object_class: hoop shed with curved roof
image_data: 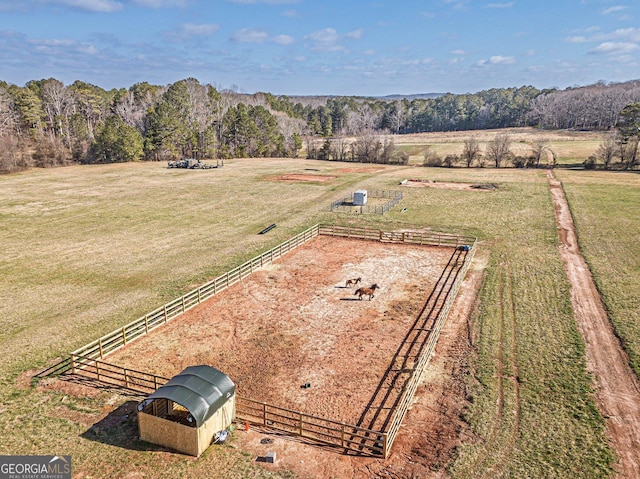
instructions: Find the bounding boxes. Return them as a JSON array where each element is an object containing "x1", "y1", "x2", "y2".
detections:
[
  {"x1": 146, "y1": 365, "x2": 235, "y2": 427},
  {"x1": 138, "y1": 365, "x2": 236, "y2": 457}
]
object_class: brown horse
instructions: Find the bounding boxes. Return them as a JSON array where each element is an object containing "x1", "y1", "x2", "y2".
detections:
[
  {"x1": 355, "y1": 284, "x2": 379, "y2": 300},
  {"x1": 345, "y1": 277, "x2": 362, "y2": 287}
]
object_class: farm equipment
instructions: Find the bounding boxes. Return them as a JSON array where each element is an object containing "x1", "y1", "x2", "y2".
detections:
[{"x1": 167, "y1": 158, "x2": 221, "y2": 169}]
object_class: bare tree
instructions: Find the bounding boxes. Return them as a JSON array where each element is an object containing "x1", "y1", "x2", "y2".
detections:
[
  {"x1": 595, "y1": 134, "x2": 617, "y2": 169},
  {"x1": 351, "y1": 128, "x2": 382, "y2": 162},
  {"x1": 423, "y1": 145, "x2": 442, "y2": 167},
  {"x1": 462, "y1": 137, "x2": 481, "y2": 167},
  {"x1": 615, "y1": 132, "x2": 639, "y2": 170},
  {"x1": 486, "y1": 133, "x2": 512, "y2": 167},
  {"x1": 0, "y1": 86, "x2": 18, "y2": 139},
  {"x1": 346, "y1": 104, "x2": 380, "y2": 135},
  {"x1": 41, "y1": 79, "x2": 73, "y2": 142},
  {"x1": 330, "y1": 137, "x2": 350, "y2": 161},
  {"x1": 531, "y1": 137, "x2": 550, "y2": 167}
]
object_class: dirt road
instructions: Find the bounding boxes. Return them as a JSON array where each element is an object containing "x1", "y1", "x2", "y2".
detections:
[{"x1": 547, "y1": 170, "x2": 640, "y2": 478}]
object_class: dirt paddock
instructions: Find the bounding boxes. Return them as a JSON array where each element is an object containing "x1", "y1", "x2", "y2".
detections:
[
  {"x1": 40, "y1": 233, "x2": 484, "y2": 478},
  {"x1": 108, "y1": 236, "x2": 456, "y2": 425}
]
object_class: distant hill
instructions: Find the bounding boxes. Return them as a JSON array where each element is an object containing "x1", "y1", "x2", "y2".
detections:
[{"x1": 376, "y1": 93, "x2": 445, "y2": 100}]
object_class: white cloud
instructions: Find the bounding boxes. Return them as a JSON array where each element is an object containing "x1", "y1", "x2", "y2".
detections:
[
  {"x1": 226, "y1": 0, "x2": 300, "y2": 3},
  {"x1": 230, "y1": 29, "x2": 294, "y2": 45},
  {"x1": 231, "y1": 28, "x2": 270, "y2": 43},
  {"x1": 304, "y1": 27, "x2": 362, "y2": 52},
  {"x1": 589, "y1": 42, "x2": 639, "y2": 54},
  {"x1": 281, "y1": 9, "x2": 296, "y2": 16},
  {"x1": 78, "y1": 43, "x2": 99, "y2": 54},
  {"x1": 29, "y1": 37, "x2": 101, "y2": 56},
  {"x1": 489, "y1": 55, "x2": 516, "y2": 64},
  {"x1": 44, "y1": 0, "x2": 123, "y2": 12},
  {"x1": 476, "y1": 55, "x2": 516, "y2": 66},
  {"x1": 602, "y1": 5, "x2": 626, "y2": 15},
  {"x1": 602, "y1": 28, "x2": 640, "y2": 43},
  {"x1": 179, "y1": 23, "x2": 220, "y2": 36},
  {"x1": 486, "y1": 2, "x2": 515, "y2": 8},
  {"x1": 272, "y1": 34, "x2": 295, "y2": 45},
  {"x1": 450, "y1": 49, "x2": 465, "y2": 55},
  {"x1": 566, "y1": 36, "x2": 588, "y2": 43},
  {"x1": 132, "y1": 0, "x2": 187, "y2": 6},
  {"x1": 305, "y1": 28, "x2": 343, "y2": 52}
]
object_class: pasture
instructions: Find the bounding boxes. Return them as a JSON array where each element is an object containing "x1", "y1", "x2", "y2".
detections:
[
  {"x1": 394, "y1": 127, "x2": 607, "y2": 166},
  {"x1": 1, "y1": 129, "x2": 637, "y2": 478}
]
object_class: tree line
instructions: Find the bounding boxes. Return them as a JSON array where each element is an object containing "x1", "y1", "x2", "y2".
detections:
[{"x1": 1, "y1": 77, "x2": 640, "y2": 173}]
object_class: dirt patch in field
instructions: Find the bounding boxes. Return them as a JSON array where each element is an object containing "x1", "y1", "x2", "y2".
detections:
[
  {"x1": 403, "y1": 179, "x2": 497, "y2": 191},
  {"x1": 275, "y1": 173, "x2": 336, "y2": 182}
]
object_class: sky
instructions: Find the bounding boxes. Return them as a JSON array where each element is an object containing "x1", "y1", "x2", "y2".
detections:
[{"x1": 0, "y1": 0, "x2": 638, "y2": 96}]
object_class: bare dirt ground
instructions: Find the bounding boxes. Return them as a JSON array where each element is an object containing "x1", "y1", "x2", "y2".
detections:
[
  {"x1": 402, "y1": 179, "x2": 496, "y2": 191},
  {"x1": 99, "y1": 235, "x2": 483, "y2": 478},
  {"x1": 548, "y1": 170, "x2": 640, "y2": 478},
  {"x1": 274, "y1": 174, "x2": 337, "y2": 182}
]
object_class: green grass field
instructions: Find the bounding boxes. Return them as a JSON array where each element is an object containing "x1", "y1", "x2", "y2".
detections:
[{"x1": 1, "y1": 130, "x2": 637, "y2": 478}]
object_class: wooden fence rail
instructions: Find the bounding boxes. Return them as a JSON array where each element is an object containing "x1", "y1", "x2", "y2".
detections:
[
  {"x1": 67, "y1": 354, "x2": 171, "y2": 392},
  {"x1": 319, "y1": 224, "x2": 475, "y2": 248},
  {"x1": 235, "y1": 396, "x2": 386, "y2": 456},
  {"x1": 384, "y1": 241, "x2": 476, "y2": 451},
  {"x1": 71, "y1": 224, "x2": 321, "y2": 361},
  {"x1": 47, "y1": 355, "x2": 387, "y2": 456}
]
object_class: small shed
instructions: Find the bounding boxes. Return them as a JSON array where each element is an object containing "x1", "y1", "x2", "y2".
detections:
[
  {"x1": 353, "y1": 189, "x2": 368, "y2": 206},
  {"x1": 137, "y1": 365, "x2": 235, "y2": 457}
]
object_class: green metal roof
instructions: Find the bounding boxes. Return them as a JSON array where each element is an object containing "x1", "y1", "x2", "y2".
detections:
[{"x1": 146, "y1": 365, "x2": 235, "y2": 427}]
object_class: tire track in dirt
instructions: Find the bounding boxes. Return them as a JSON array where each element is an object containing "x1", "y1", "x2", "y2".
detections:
[{"x1": 547, "y1": 169, "x2": 640, "y2": 478}]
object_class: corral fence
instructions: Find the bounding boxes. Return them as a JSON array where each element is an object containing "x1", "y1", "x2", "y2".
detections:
[
  {"x1": 236, "y1": 396, "x2": 386, "y2": 456},
  {"x1": 330, "y1": 190, "x2": 403, "y2": 215},
  {"x1": 319, "y1": 224, "x2": 475, "y2": 248},
  {"x1": 68, "y1": 224, "x2": 321, "y2": 362},
  {"x1": 35, "y1": 223, "x2": 476, "y2": 458},
  {"x1": 384, "y1": 240, "x2": 476, "y2": 453}
]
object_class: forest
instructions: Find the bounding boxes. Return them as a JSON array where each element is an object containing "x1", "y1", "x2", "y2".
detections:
[{"x1": 1, "y1": 77, "x2": 640, "y2": 173}]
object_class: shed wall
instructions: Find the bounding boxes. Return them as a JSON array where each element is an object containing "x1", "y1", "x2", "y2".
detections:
[
  {"x1": 138, "y1": 395, "x2": 236, "y2": 457},
  {"x1": 138, "y1": 411, "x2": 199, "y2": 456}
]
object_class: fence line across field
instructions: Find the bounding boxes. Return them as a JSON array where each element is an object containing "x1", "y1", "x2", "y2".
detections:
[{"x1": 37, "y1": 223, "x2": 476, "y2": 458}]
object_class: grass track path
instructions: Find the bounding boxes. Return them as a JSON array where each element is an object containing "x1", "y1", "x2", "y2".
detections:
[{"x1": 547, "y1": 170, "x2": 640, "y2": 478}]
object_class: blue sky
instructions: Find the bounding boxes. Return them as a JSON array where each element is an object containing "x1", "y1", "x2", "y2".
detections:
[{"x1": 0, "y1": 0, "x2": 638, "y2": 96}]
